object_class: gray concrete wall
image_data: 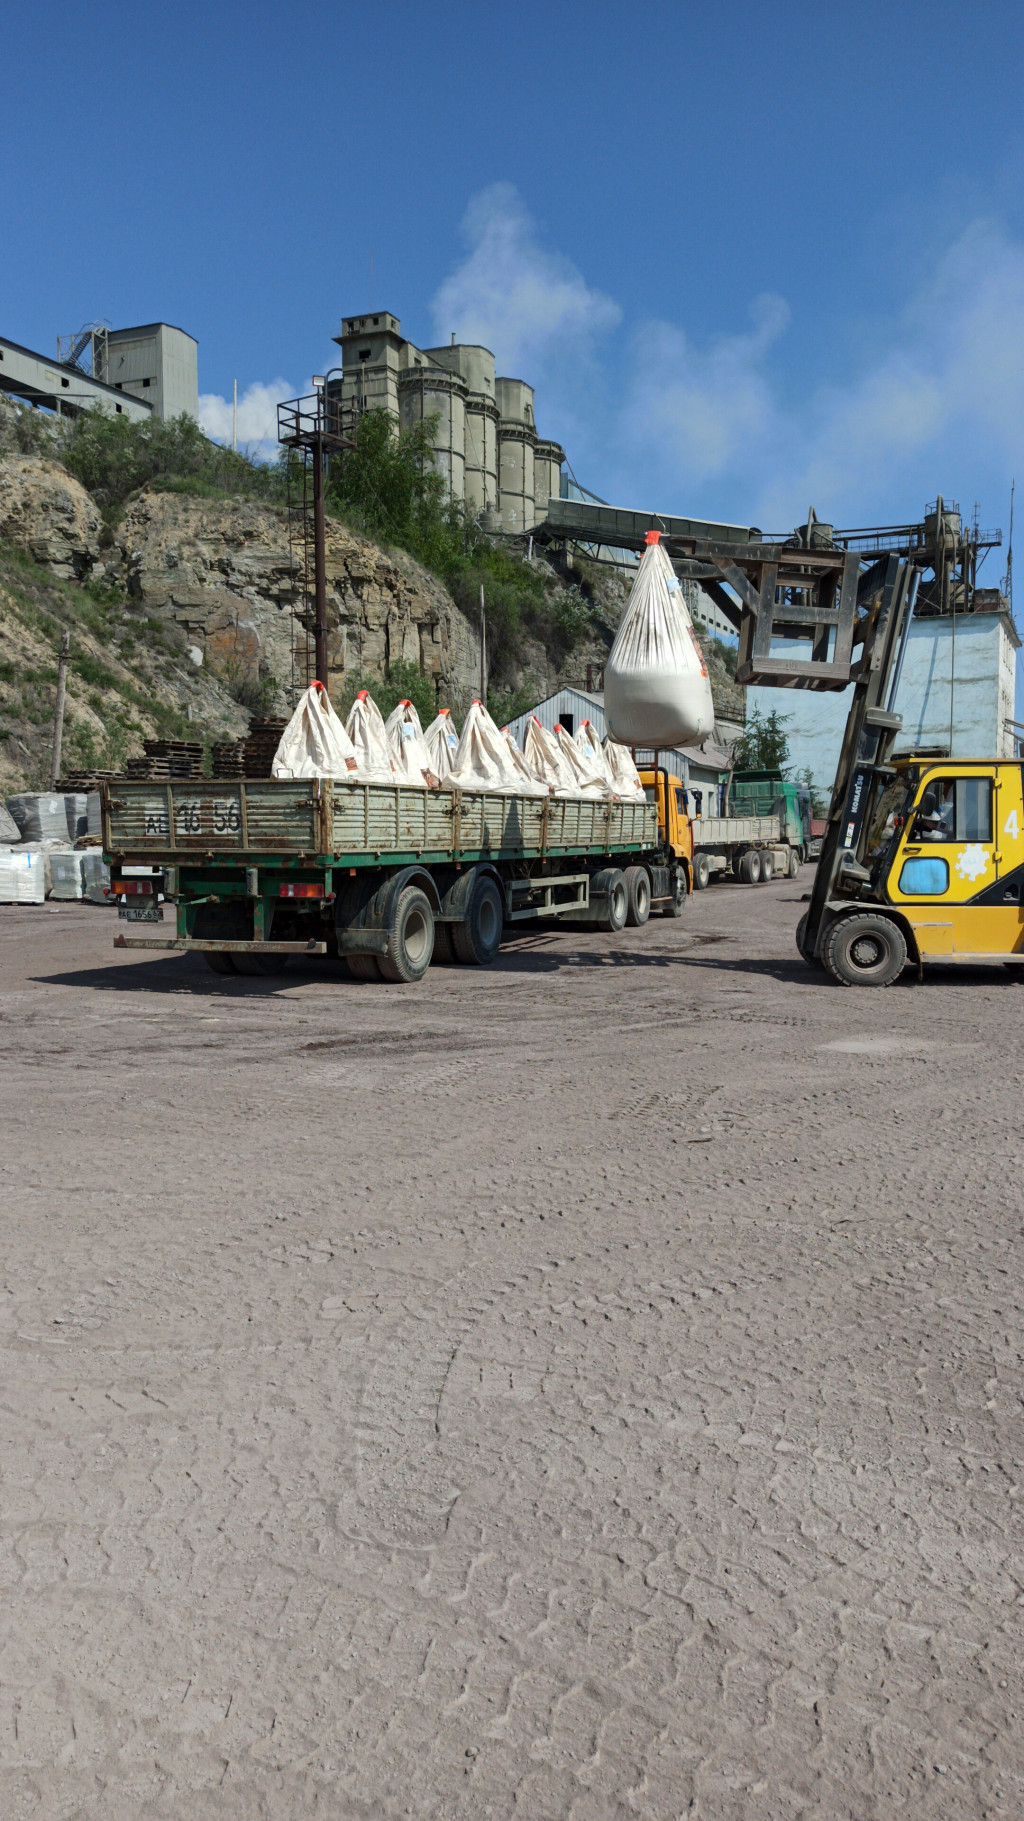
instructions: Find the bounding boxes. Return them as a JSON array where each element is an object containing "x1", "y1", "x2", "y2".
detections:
[{"x1": 105, "y1": 323, "x2": 198, "y2": 421}]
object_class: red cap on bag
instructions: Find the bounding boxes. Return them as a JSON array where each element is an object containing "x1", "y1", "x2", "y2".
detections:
[{"x1": 645, "y1": 529, "x2": 661, "y2": 545}]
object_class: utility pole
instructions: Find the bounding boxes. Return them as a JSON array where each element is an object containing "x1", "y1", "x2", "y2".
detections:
[
  {"x1": 232, "y1": 379, "x2": 237, "y2": 454},
  {"x1": 479, "y1": 583, "x2": 487, "y2": 705},
  {"x1": 50, "y1": 629, "x2": 70, "y2": 789},
  {"x1": 312, "y1": 421, "x2": 328, "y2": 687}
]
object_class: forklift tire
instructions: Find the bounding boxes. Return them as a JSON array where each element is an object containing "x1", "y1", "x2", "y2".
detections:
[
  {"x1": 795, "y1": 912, "x2": 823, "y2": 967},
  {"x1": 347, "y1": 953, "x2": 382, "y2": 981},
  {"x1": 452, "y1": 874, "x2": 503, "y2": 966},
  {"x1": 624, "y1": 865, "x2": 651, "y2": 926},
  {"x1": 760, "y1": 851, "x2": 775, "y2": 883},
  {"x1": 693, "y1": 853, "x2": 711, "y2": 891},
  {"x1": 822, "y1": 912, "x2": 907, "y2": 988},
  {"x1": 203, "y1": 951, "x2": 237, "y2": 975},
  {"x1": 788, "y1": 847, "x2": 801, "y2": 878},
  {"x1": 739, "y1": 850, "x2": 762, "y2": 885},
  {"x1": 378, "y1": 886, "x2": 435, "y2": 983}
]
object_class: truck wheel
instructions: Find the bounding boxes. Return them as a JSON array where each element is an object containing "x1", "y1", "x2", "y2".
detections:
[
  {"x1": 661, "y1": 866, "x2": 687, "y2": 918},
  {"x1": 760, "y1": 851, "x2": 775, "y2": 883},
  {"x1": 590, "y1": 867, "x2": 628, "y2": 931},
  {"x1": 203, "y1": 951, "x2": 237, "y2": 975},
  {"x1": 347, "y1": 953, "x2": 381, "y2": 981},
  {"x1": 233, "y1": 953, "x2": 289, "y2": 976},
  {"x1": 788, "y1": 847, "x2": 800, "y2": 878},
  {"x1": 432, "y1": 922, "x2": 456, "y2": 964},
  {"x1": 378, "y1": 886, "x2": 435, "y2": 983},
  {"x1": 452, "y1": 874, "x2": 504, "y2": 966},
  {"x1": 739, "y1": 850, "x2": 762, "y2": 885},
  {"x1": 822, "y1": 912, "x2": 907, "y2": 988},
  {"x1": 693, "y1": 854, "x2": 711, "y2": 891},
  {"x1": 624, "y1": 865, "x2": 651, "y2": 926}
]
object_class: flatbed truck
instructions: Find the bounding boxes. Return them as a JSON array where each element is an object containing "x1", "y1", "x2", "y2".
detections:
[{"x1": 104, "y1": 775, "x2": 686, "y2": 981}]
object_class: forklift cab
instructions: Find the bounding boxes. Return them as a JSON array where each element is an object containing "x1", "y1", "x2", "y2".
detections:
[{"x1": 875, "y1": 760, "x2": 1024, "y2": 959}]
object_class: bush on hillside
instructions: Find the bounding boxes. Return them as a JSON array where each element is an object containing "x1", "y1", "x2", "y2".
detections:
[{"x1": 58, "y1": 410, "x2": 285, "y2": 514}]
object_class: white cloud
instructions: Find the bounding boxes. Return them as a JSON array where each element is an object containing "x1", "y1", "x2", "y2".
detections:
[
  {"x1": 622, "y1": 293, "x2": 790, "y2": 491},
  {"x1": 198, "y1": 378, "x2": 295, "y2": 456},
  {"x1": 431, "y1": 182, "x2": 620, "y2": 376},
  {"x1": 617, "y1": 217, "x2": 1024, "y2": 529}
]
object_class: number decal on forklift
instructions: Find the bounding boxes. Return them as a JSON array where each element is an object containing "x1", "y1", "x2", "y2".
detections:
[{"x1": 1004, "y1": 810, "x2": 1019, "y2": 839}]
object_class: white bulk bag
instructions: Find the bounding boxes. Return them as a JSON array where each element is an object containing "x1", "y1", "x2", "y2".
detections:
[
  {"x1": 502, "y1": 726, "x2": 545, "y2": 793},
  {"x1": 424, "y1": 709, "x2": 461, "y2": 782},
  {"x1": 272, "y1": 684, "x2": 359, "y2": 779},
  {"x1": 48, "y1": 850, "x2": 86, "y2": 900},
  {"x1": 81, "y1": 850, "x2": 111, "y2": 904},
  {"x1": 0, "y1": 848, "x2": 46, "y2": 904},
  {"x1": 575, "y1": 720, "x2": 614, "y2": 788},
  {"x1": 384, "y1": 700, "x2": 438, "y2": 788},
  {"x1": 604, "y1": 739, "x2": 647, "y2": 803},
  {"x1": 0, "y1": 802, "x2": 20, "y2": 843},
  {"x1": 523, "y1": 719, "x2": 578, "y2": 795},
  {"x1": 604, "y1": 533, "x2": 714, "y2": 746},
  {"x1": 554, "y1": 724, "x2": 607, "y2": 798},
  {"x1": 345, "y1": 691, "x2": 397, "y2": 784},
  {"x1": 447, "y1": 702, "x2": 547, "y2": 796}
]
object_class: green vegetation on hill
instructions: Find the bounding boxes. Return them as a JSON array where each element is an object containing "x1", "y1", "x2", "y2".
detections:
[
  {"x1": 328, "y1": 408, "x2": 601, "y2": 692},
  {"x1": 0, "y1": 542, "x2": 241, "y2": 792}
]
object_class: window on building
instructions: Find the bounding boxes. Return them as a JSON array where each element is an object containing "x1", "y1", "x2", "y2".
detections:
[
  {"x1": 359, "y1": 349, "x2": 371, "y2": 361},
  {"x1": 61, "y1": 377, "x2": 69, "y2": 388},
  {"x1": 142, "y1": 377, "x2": 152, "y2": 388},
  {"x1": 558, "y1": 713, "x2": 574, "y2": 736},
  {"x1": 115, "y1": 404, "x2": 123, "y2": 414}
]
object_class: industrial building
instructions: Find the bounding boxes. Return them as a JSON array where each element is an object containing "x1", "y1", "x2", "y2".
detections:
[
  {"x1": 328, "y1": 313, "x2": 565, "y2": 532},
  {"x1": 0, "y1": 320, "x2": 198, "y2": 423},
  {"x1": 504, "y1": 687, "x2": 734, "y2": 816}
]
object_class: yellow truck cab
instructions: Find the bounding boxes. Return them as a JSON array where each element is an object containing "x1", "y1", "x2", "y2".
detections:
[
  {"x1": 638, "y1": 769, "x2": 693, "y2": 867},
  {"x1": 812, "y1": 756, "x2": 1024, "y2": 984}
]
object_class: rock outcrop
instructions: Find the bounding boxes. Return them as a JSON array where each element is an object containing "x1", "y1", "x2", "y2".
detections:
[
  {"x1": 98, "y1": 491, "x2": 480, "y2": 708},
  {"x1": 0, "y1": 457, "x2": 101, "y2": 580}
]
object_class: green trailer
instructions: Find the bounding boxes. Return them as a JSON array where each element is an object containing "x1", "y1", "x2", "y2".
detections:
[{"x1": 104, "y1": 775, "x2": 682, "y2": 982}]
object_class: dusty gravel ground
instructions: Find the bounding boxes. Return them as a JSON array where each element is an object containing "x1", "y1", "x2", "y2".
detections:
[{"x1": 1, "y1": 877, "x2": 1022, "y2": 1821}]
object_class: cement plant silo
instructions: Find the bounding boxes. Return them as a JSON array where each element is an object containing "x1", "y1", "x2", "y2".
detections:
[
  {"x1": 398, "y1": 363, "x2": 467, "y2": 501},
  {"x1": 496, "y1": 378, "x2": 537, "y2": 534},
  {"x1": 425, "y1": 343, "x2": 499, "y2": 522},
  {"x1": 533, "y1": 439, "x2": 565, "y2": 526}
]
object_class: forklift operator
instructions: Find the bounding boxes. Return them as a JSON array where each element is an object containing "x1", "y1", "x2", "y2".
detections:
[{"x1": 915, "y1": 783, "x2": 956, "y2": 840}]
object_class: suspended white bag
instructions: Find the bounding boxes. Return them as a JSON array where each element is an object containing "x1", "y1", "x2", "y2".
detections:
[
  {"x1": 272, "y1": 684, "x2": 359, "y2": 779},
  {"x1": 604, "y1": 739, "x2": 647, "y2": 803},
  {"x1": 345, "y1": 691, "x2": 397, "y2": 784},
  {"x1": 384, "y1": 699, "x2": 438, "y2": 787},
  {"x1": 424, "y1": 709, "x2": 461, "y2": 782},
  {"x1": 604, "y1": 532, "x2": 714, "y2": 746},
  {"x1": 447, "y1": 702, "x2": 547, "y2": 796}
]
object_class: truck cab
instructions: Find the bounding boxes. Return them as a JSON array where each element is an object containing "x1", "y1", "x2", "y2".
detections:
[
  {"x1": 638, "y1": 768, "x2": 693, "y2": 864},
  {"x1": 730, "y1": 769, "x2": 813, "y2": 857}
]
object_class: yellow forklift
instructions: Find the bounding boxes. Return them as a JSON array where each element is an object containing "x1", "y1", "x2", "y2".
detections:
[{"x1": 644, "y1": 503, "x2": 1014, "y2": 986}]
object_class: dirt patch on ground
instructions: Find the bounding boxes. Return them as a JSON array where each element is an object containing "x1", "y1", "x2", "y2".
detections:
[{"x1": 1, "y1": 877, "x2": 1021, "y2": 1818}]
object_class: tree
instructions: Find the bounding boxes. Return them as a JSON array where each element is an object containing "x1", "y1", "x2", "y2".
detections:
[{"x1": 732, "y1": 706, "x2": 790, "y2": 770}]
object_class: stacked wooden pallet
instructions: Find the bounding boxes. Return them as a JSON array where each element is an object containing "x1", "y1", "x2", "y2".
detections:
[
  {"x1": 211, "y1": 740, "x2": 246, "y2": 779},
  {"x1": 125, "y1": 739, "x2": 205, "y2": 780},
  {"x1": 55, "y1": 770, "x2": 119, "y2": 791},
  {"x1": 242, "y1": 719, "x2": 287, "y2": 778}
]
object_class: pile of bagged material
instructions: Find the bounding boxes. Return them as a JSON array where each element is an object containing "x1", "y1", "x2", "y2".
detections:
[
  {"x1": 270, "y1": 685, "x2": 649, "y2": 802},
  {"x1": 1, "y1": 790, "x2": 111, "y2": 904},
  {"x1": 604, "y1": 530, "x2": 714, "y2": 747}
]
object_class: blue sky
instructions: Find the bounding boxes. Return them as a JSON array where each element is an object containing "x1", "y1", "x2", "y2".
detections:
[{"x1": 2, "y1": 0, "x2": 1023, "y2": 562}]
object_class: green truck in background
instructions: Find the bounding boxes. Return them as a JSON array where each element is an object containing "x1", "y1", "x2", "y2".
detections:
[{"x1": 687, "y1": 768, "x2": 823, "y2": 890}]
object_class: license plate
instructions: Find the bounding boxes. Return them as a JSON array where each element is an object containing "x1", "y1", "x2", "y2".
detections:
[{"x1": 119, "y1": 904, "x2": 164, "y2": 923}]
